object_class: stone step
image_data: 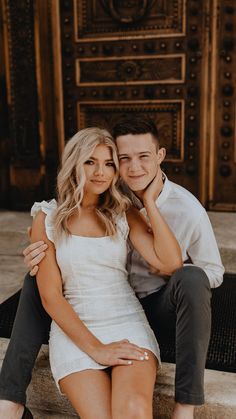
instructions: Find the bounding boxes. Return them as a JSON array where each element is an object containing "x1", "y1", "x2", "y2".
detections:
[
  {"x1": 208, "y1": 212, "x2": 236, "y2": 274},
  {"x1": 0, "y1": 211, "x2": 235, "y2": 265},
  {"x1": 28, "y1": 411, "x2": 75, "y2": 419},
  {"x1": 0, "y1": 255, "x2": 27, "y2": 304},
  {"x1": 0, "y1": 210, "x2": 235, "y2": 304},
  {"x1": 0, "y1": 211, "x2": 30, "y2": 303},
  {"x1": 0, "y1": 211, "x2": 31, "y2": 256},
  {"x1": 0, "y1": 339, "x2": 235, "y2": 418}
]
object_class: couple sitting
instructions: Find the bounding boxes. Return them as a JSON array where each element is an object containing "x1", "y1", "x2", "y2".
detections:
[{"x1": 0, "y1": 118, "x2": 224, "y2": 419}]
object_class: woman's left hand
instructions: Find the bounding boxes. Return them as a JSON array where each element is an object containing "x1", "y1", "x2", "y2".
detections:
[{"x1": 143, "y1": 168, "x2": 163, "y2": 204}]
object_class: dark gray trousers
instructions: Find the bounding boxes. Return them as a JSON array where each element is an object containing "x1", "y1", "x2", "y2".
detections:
[
  {"x1": 0, "y1": 266, "x2": 211, "y2": 405},
  {"x1": 140, "y1": 265, "x2": 211, "y2": 405}
]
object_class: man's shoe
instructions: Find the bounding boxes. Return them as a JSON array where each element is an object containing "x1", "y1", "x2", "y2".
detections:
[{"x1": 21, "y1": 406, "x2": 33, "y2": 419}]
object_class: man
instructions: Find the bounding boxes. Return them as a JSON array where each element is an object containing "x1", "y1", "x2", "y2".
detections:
[{"x1": 0, "y1": 118, "x2": 224, "y2": 419}]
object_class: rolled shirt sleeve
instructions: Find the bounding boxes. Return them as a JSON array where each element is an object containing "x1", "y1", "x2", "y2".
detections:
[{"x1": 186, "y1": 210, "x2": 225, "y2": 288}]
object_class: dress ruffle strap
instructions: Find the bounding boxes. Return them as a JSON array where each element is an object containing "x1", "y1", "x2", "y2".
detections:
[{"x1": 31, "y1": 199, "x2": 57, "y2": 243}]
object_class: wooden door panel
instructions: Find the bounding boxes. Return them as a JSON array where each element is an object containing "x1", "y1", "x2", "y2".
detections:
[
  {"x1": 78, "y1": 99, "x2": 184, "y2": 160},
  {"x1": 75, "y1": 0, "x2": 185, "y2": 39},
  {"x1": 76, "y1": 54, "x2": 185, "y2": 85}
]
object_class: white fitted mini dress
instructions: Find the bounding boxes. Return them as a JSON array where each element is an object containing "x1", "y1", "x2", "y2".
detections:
[{"x1": 31, "y1": 199, "x2": 160, "y2": 388}]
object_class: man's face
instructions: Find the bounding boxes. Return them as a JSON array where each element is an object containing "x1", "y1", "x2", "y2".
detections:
[{"x1": 116, "y1": 133, "x2": 165, "y2": 193}]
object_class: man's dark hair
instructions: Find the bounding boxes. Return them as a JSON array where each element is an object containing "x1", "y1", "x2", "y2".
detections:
[{"x1": 112, "y1": 117, "x2": 159, "y2": 144}]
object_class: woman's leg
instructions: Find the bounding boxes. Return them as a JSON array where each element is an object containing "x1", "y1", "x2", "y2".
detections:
[
  {"x1": 59, "y1": 369, "x2": 112, "y2": 419},
  {"x1": 111, "y1": 349, "x2": 157, "y2": 419}
]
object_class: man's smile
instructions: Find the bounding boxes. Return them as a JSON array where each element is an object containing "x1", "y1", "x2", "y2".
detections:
[{"x1": 128, "y1": 174, "x2": 147, "y2": 181}]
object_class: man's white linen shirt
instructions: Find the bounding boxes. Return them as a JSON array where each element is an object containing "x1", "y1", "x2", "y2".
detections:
[{"x1": 128, "y1": 175, "x2": 225, "y2": 299}]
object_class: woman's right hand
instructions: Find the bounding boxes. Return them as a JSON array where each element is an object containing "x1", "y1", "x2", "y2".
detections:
[
  {"x1": 90, "y1": 339, "x2": 149, "y2": 366},
  {"x1": 23, "y1": 240, "x2": 48, "y2": 276}
]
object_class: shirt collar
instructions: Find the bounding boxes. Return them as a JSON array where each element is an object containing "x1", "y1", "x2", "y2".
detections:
[{"x1": 155, "y1": 172, "x2": 172, "y2": 207}]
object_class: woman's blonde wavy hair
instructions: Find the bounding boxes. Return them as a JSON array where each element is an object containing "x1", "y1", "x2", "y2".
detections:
[{"x1": 53, "y1": 127, "x2": 130, "y2": 240}]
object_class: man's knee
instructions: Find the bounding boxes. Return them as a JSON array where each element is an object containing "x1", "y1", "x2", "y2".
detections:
[
  {"x1": 171, "y1": 266, "x2": 211, "y2": 305},
  {"x1": 18, "y1": 273, "x2": 47, "y2": 323},
  {"x1": 21, "y1": 274, "x2": 39, "y2": 300},
  {"x1": 173, "y1": 265, "x2": 210, "y2": 289}
]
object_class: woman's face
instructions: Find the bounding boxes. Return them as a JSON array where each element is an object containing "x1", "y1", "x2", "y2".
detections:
[{"x1": 83, "y1": 144, "x2": 116, "y2": 196}]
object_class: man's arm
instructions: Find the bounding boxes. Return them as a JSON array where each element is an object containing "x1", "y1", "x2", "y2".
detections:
[{"x1": 187, "y1": 210, "x2": 224, "y2": 288}]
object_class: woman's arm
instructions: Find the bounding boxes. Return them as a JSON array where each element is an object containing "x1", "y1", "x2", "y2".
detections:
[
  {"x1": 31, "y1": 212, "x2": 102, "y2": 353},
  {"x1": 126, "y1": 174, "x2": 183, "y2": 275},
  {"x1": 31, "y1": 211, "x2": 146, "y2": 365}
]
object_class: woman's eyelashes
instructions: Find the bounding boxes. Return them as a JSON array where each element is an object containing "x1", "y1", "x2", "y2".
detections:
[
  {"x1": 106, "y1": 161, "x2": 115, "y2": 167},
  {"x1": 84, "y1": 159, "x2": 115, "y2": 167},
  {"x1": 84, "y1": 159, "x2": 94, "y2": 165}
]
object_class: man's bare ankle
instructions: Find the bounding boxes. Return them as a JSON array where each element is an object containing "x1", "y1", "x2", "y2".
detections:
[
  {"x1": 0, "y1": 400, "x2": 24, "y2": 419},
  {"x1": 172, "y1": 402, "x2": 194, "y2": 419}
]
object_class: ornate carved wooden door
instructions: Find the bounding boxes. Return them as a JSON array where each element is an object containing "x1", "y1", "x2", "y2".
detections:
[
  {"x1": 52, "y1": 0, "x2": 235, "y2": 210},
  {"x1": 54, "y1": 0, "x2": 199, "y2": 197},
  {"x1": 1, "y1": 0, "x2": 235, "y2": 210}
]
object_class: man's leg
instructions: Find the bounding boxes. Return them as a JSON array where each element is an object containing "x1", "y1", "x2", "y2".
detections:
[
  {"x1": 0, "y1": 273, "x2": 51, "y2": 406},
  {"x1": 140, "y1": 266, "x2": 211, "y2": 413}
]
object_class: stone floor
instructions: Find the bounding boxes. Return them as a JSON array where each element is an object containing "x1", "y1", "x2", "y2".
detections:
[{"x1": 0, "y1": 339, "x2": 235, "y2": 419}]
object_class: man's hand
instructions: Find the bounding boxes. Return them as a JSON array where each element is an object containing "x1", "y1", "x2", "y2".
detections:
[{"x1": 23, "y1": 241, "x2": 48, "y2": 276}]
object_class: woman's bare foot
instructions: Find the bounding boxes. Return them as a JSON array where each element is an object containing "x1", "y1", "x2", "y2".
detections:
[
  {"x1": 0, "y1": 400, "x2": 24, "y2": 419},
  {"x1": 172, "y1": 402, "x2": 194, "y2": 419}
]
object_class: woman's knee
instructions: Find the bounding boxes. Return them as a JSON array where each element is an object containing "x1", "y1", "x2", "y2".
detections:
[{"x1": 114, "y1": 393, "x2": 151, "y2": 419}]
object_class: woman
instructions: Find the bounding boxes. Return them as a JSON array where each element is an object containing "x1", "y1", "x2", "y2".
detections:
[{"x1": 31, "y1": 127, "x2": 182, "y2": 418}]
